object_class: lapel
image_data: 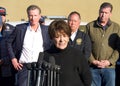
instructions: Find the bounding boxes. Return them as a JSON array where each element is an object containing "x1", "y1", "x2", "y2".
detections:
[
  {"x1": 40, "y1": 24, "x2": 47, "y2": 43},
  {"x1": 72, "y1": 30, "x2": 79, "y2": 43},
  {"x1": 75, "y1": 30, "x2": 80, "y2": 40},
  {"x1": 20, "y1": 23, "x2": 29, "y2": 44},
  {"x1": 69, "y1": 30, "x2": 79, "y2": 46},
  {"x1": 40, "y1": 24, "x2": 44, "y2": 38},
  {"x1": 71, "y1": 30, "x2": 82, "y2": 45}
]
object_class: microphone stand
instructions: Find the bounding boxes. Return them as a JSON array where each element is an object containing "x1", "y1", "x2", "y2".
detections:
[
  {"x1": 41, "y1": 69, "x2": 46, "y2": 86},
  {"x1": 50, "y1": 68, "x2": 54, "y2": 86},
  {"x1": 47, "y1": 63, "x2": 51, "y2": 86},
  {"x1": 56, "y1": 66, "x2": 60, "y2": 86},
  {"x1": 26, "y1": 63, "x2": 32, "y2": 86},
  {"x1": 53, "y1": 68, "x2": 56, "y2": 86},
  {"x1": 35, "y1": 52, "x2": 45, "y2": 86},
  {"x1": 32, "y1": 63, "x2": 37, "y2": 86},
  {"x1": 35, "y1": 66, "x2": 42, "y2": 86}
]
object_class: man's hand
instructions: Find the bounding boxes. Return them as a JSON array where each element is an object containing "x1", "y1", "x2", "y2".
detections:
[
  {"x1": 92, "y1": 60, "x2": 110, "y2": 68},
  {"x1": 98, "y1": 60, "x2": 110, "y2": 68},
  {"x1": 11, "y1": 58, "x2": 23, "y2": 70},
  {"x1": 92, "y1": 60, "x2": 101, "y2": 66},
  {"x1": 0, "y1": 59, "x2": 3, "y2": 65}
]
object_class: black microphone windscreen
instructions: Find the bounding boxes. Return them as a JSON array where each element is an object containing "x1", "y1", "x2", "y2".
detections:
[
  {"x1": 49, "y1": 56, "x2": 55, "y2": 65},
  {"x1": 37, "y1": 52, "x2": 44, "y2": 65},
  {"x1": 26, "y1": 63, "x2": 32, "y2": 70}
]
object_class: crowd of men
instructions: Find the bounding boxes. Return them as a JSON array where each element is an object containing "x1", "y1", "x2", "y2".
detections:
[{"x1": 0, "y1": 2, "x2": 120, "y2": 86}]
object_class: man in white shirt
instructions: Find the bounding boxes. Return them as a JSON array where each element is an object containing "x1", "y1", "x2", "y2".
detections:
[{"x1": 7, "y1": 5, "x2": 51, "y2": 86}]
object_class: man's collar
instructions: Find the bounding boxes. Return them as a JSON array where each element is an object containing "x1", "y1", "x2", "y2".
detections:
[{"x1": 96, "y1": 17, "x2": 112, "y2": 28}]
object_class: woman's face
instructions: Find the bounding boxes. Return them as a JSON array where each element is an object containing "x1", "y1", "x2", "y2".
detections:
[{"x1": 53, "y1": 31, "x2": 69, "y2": 50}]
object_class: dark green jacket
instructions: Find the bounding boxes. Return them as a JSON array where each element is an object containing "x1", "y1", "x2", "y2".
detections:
[{"x1": 86, "y1": 19, "x2": 120, "y2": 68}]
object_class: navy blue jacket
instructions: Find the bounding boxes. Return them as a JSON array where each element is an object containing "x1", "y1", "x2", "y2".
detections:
[
  {"x1": 0, "y1": 23, "x2": 15, "y2": 77},
  {"x1": 69, "y1": 29, "x2": 91, "y2": 59},
  {"x1": 7, "y1": 23, "x2": 51, "y2": 60}
]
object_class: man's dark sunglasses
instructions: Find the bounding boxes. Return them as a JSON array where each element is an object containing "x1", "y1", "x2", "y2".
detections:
[{"x1": 0, "y1": 14, "x2": 6, "y2": 16}]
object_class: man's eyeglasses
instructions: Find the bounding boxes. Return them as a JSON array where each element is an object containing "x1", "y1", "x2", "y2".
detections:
[{"x1": 0, "y1": 14, "x2": 6, "y2": 16}]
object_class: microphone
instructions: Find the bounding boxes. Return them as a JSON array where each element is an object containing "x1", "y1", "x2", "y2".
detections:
[
  {"x1": 49, "y1": 56, "x2": 55, "y2": 70},
  {"x1": 37, "y1": 52, "x2": 44, "y2": 67},
  {"x1": 49, "y1": 56, "x2": 55, "y2": 86},
  {"x1": 35, "y1": 52, "x2": 44, "y2": 86},
  {"x1": 26, "y1": 63, "x2": 32, "y2": 86},
  {"x1": 45, "y1": 56, "x2": 60, "y2": 86},
  {"x1": 49, "y1": 57, "x2": 61, "y2": 86},
  {"x1": 56, "y1": 65, "x2": 60, "y2": 86}
]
